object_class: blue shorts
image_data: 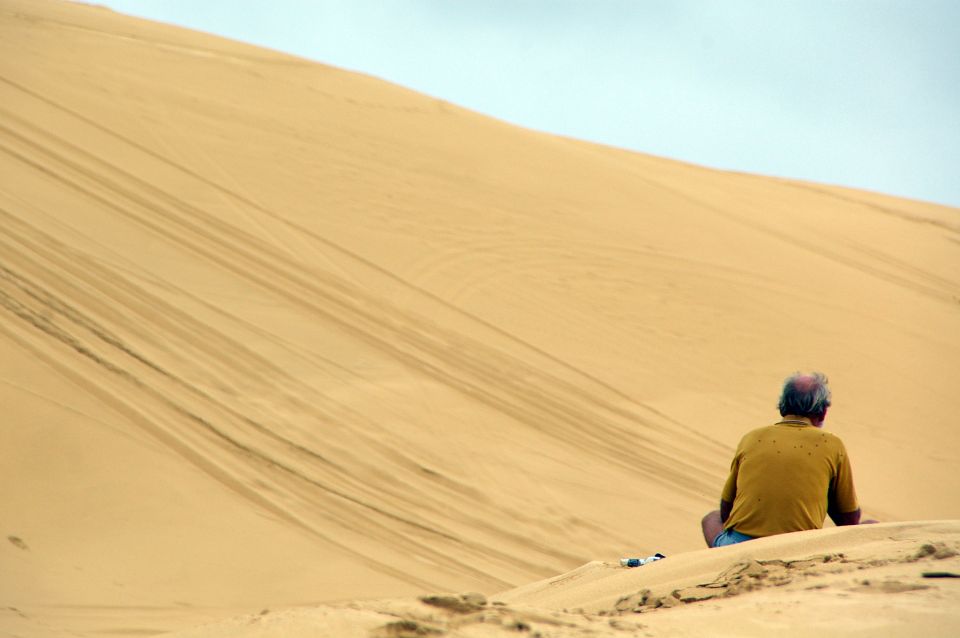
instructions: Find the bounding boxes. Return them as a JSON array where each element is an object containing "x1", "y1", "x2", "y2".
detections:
[{"x1": 712, "y1": 528, "x2": 755, "y2": 547}]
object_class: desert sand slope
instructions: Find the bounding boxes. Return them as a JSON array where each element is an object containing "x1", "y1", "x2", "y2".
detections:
[
  {"x1": 0, "y1": 0, "x2": 958, "y2": 636},
  {"x1": 158, "y1": 521, "x2": 960, "y2": 637}
]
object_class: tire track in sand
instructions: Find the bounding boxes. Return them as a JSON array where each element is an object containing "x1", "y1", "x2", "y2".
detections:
[
  {"x1": 0, "y1": 108, "x2": 716, "y2": 494},
  {"x1": 0, "y1": 78, "x2": 724, "y2": 588},
  {"x1": 0, "y1": 74, "x2": 700, "y2": 446},
  {"x1": 0, "y1": 221, "x2": 571, "y2": 588}
]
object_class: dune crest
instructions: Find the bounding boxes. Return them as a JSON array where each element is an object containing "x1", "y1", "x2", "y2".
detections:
[
  {"x1": 1, "y1": 1, "x2": 958, "y2": 636},
  {"x1": 167, "y1": 522, "x2": 960, "y2": 637}
]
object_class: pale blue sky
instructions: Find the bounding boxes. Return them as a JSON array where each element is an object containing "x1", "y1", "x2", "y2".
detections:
[{"x1": 95, "y1": 1, "x2": 960, "y2": 208}]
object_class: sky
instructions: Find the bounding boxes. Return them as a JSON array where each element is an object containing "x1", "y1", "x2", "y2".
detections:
[{"x1": 94, "y1": 0, "x2": 960, "y2": 209}]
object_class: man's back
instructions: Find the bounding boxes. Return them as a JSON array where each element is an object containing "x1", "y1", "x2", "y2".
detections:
[{"x1": 721, "y1": 418, "x2": 858, "y2": 537}]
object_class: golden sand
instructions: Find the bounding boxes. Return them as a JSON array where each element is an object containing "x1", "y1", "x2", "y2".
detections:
[{"x1": 1, "y1": 1, "x2": 958, "y2": 635}]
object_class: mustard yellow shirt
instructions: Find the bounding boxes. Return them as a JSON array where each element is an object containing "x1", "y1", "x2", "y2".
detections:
[{"x1": 721, "y1": 417, "x2": 859, "y2": 537}]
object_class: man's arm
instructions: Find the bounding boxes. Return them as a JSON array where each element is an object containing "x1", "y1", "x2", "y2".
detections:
[
  {"x1": 829, "y1": 442, "x2": 862, "y2": 526},
  {"x1": 828, "y1": 504, "x2": 861, "y2": 526},
  {"x1": 720, "y1": 498, "x2": 733, "y2": 524}
]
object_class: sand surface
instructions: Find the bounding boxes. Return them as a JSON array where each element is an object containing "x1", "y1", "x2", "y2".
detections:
[{"x1": 1, "y1": 1, "x2": 958, "y2": 636}]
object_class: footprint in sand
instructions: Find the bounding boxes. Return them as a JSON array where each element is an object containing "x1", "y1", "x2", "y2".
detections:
[
  {"x1": 850, "y1": 579, "x2": 930, "y2": 594},
  {"x1": 7, "y1": 536, "x2": 28, "y2": 550}
]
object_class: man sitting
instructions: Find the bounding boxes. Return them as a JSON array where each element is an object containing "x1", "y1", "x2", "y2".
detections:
[{"x1": 701, "y1": 372, "x2": 870, "y2": 548}]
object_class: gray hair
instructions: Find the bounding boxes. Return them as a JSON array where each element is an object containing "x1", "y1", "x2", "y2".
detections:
[{"x1": 778, "y1": 372, "x2": 832, "y2": 418}]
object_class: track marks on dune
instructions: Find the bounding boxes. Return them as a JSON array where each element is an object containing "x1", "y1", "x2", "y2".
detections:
[
  {"x1": 0, "y1": 135, "x2": 717, "y2": 589},
  {"x1": 0, "y1": 75, "x2": 688, "y2": 443},
  {"x1": 3, "y1": 153, "x2": 492, "y2": 586},
  {"x1": 662, "y1": 181, "x2": 960, "y2": 305},
  {"x1": 0, "y1": 74, "x2": 725, "y2": 588},
  {"x1": 0, "y1": 221, "x2": 583, "y2": 589},
  {"x1": 841, "y1": 239, "x2": 960, "y2": 302},
  {"x1": 0, "y1": 209, "x2": 510, "y2": 588},
  {"x1": 0, "y1": 98, "x2": 714, "y2": 493},
  {"x1": 0, "y1": 7, "x2": 312, "y2": 69},
  {"x1": 781, "y1": 180, "x2": 960, "y2": 236},
  {"x1": 580, "y1": 145, "x2": 960, "y2": 307},
  {"x1": 0, "y1": 248, "x2": 479, "y2": 592},
  {"x1": 0, "y1": 220, "x2": 568, "y2": 587}
]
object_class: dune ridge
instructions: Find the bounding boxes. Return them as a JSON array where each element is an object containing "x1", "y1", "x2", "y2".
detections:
[
  {"x1": 165, "y1": 521, "x2": 960, "y2": 638},
  {"x1": 1, "y1": 1, "x2": 959, "y2": 636}
]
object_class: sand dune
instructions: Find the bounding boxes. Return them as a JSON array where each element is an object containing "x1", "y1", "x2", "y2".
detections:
[
  {"x1": 1, "y1": 1, "x2": 958, "y2": 636},
  {"x1": 165, "y1": 521, "x2": 960, "y2": 638}
]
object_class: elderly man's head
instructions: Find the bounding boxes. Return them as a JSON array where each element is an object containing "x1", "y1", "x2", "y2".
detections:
[{"x1": 778, "y1": 372, "x2": 832, "y2": 423}]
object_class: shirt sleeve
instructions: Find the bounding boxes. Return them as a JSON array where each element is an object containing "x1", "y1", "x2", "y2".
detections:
[
  {"x1": 830, "y1": 441, "x2": 859, "y2": 513},
  {"x1": 721, "y1": 449, "x2": 742, "y2": 503}
]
